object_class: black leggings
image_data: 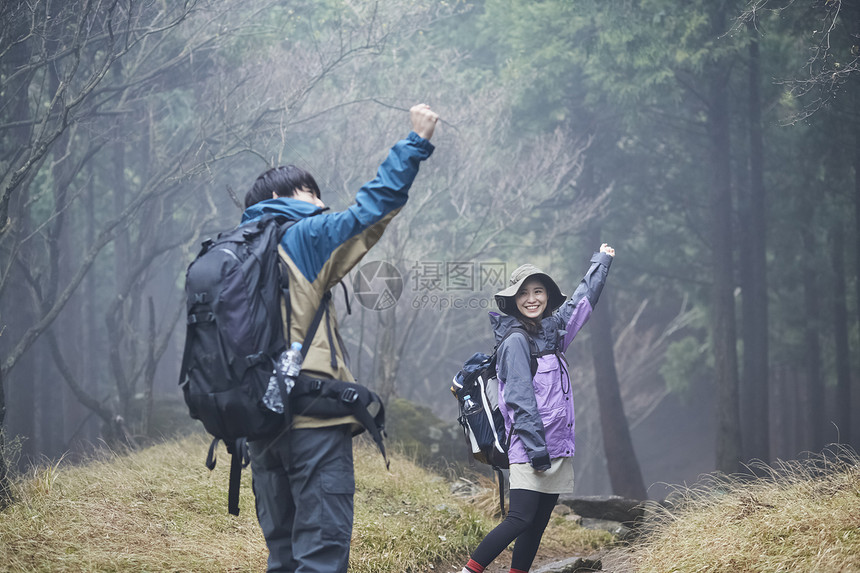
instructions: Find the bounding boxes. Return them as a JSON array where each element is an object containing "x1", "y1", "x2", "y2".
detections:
[{"x1": 471, "y1": 489, "x2": 559, "y2": 571}]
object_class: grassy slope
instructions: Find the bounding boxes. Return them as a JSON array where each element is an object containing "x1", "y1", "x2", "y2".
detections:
[
  {"x1": 624, "y1": 449, "x2": 860, "y2": 573},
  {"x1": 0, "y1": 434, "x2": 605, "y2": 572},
  {"x1": 9, "y1": 434, "x2": 856, "y2": 573}
]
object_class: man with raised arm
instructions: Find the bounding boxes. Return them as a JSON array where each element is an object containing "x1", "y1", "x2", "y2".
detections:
[{"x1": 241, "y1": 104, "x2": 439, "y2": 573}]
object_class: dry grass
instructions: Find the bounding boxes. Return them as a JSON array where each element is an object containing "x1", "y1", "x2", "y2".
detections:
[
  {"x1": 351, "y1": 440, "x2": 610, "y2": 572},
  {"x1": 0, "y1": 434, "x2": 606, "y2": 572},
  {"x1": 623, "y1": 446, "x2": 860, "y2": 573},
  {"x1": 351, "y1": 440, "x2": 491, "y2": 572},
  {"x1": 0, "y1": 435, "x2": 267, "y2": 572}
]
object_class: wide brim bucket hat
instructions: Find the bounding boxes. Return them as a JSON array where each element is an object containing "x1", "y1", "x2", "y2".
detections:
[{"x1": 494, "y1": 264, "x2": 566, "y2": 317}]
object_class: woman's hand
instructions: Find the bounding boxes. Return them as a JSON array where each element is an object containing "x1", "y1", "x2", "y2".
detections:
[
  {"x1": 600, "y1": 243, "x2": 615, "y2": 257},
  {"x1": 530, "y1": 452, "x2": 551, "y2": 472}
]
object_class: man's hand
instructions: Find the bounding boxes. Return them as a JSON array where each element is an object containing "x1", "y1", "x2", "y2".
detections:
[
  {"x1": 600, "y1": 243, "x2": 615, "y2": 257},
  {"x1": 410, "y1": 103, "x2": 439, "y2": 141}
]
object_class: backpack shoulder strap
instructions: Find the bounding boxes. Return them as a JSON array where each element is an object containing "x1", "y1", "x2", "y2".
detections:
[
  {"x1": 272, "y1": 218, "x2": 297, "y2": 346},
  {"x1": 298, "y1": 290, "x2": 332, "y2": 359}
]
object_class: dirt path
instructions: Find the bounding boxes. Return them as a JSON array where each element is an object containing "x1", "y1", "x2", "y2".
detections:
[{"x1": 438, "y1": 546, "x2": 633, "y2": 573}]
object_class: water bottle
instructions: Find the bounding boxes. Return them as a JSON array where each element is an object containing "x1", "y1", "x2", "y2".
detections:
[
  {"x1": 263, "y1": 342, "x2": 303, "y2": 414},
  {"x1": 463, "y1": 394, "x2": 481, "y2": 416},
  {"x1": 280, "y1": 341, "x2": 303, "y2": 381}
]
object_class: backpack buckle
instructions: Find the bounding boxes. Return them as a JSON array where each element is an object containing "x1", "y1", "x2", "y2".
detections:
[
  {"x1": 340, "y1": 388, "x2": 359, "y2": 404},
  {"x1": 187, "y1": 311, "x2": 214, "y2": 325},
  {"x1": 310, "y1": 379, "x2": 323, "y2": 393}
]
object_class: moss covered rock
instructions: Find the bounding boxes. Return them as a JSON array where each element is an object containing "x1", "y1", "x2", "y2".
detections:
[{"x1": 385, "y1": 397, "x2": 470, "y2": 468}]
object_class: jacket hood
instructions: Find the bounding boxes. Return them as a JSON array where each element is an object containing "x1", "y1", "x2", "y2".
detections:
[
  {"x1": 489, "y1": 311, "x2": 564, "y2": 355},
  {"x1": 489, "y1": 311, "x2": 523, "y2": 344},
  {"x1": 241, "y1": 197, "x2": 327, "y2": 223}
]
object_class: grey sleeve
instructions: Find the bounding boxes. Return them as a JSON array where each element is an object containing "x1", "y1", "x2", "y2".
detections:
[{"x1": 497, "y1": 332, "x2": 548, "y2": 464}]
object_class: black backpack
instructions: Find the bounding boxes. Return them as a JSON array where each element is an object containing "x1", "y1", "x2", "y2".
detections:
[
  {"x1": 179, "y1": 213, "x2": 388, "y2": 515},
  {"x1": 450, "y1": 327, "x2": 538, "y2": 515},
  {"x1": 180, "y1": 214, "x2": 292, "y2": 441},
  {"x1": 179, "y1": 214, "x2": 294, "y2": 514}
]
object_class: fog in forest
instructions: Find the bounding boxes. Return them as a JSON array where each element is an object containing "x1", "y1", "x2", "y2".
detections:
[{"x1": 2, "y1": 0, "x2": 859, "y2": 502}]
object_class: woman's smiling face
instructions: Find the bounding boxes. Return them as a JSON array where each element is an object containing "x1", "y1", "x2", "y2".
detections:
[{"x1": 515, "y1": 278, "x2": 547, "y2": 320}]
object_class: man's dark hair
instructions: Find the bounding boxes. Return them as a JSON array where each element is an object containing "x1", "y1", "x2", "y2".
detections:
[{"x1": 244, "y1": 165, "x2": 322, "y2": 208}]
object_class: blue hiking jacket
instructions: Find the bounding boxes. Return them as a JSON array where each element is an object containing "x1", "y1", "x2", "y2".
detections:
[{"x1": 241, "y1": 132, "x2": 434, "y2": 428}]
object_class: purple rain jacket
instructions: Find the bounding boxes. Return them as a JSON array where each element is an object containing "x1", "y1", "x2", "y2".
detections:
[{"x1": 491, "y1": 252, "x2": 613, "y2": 467}]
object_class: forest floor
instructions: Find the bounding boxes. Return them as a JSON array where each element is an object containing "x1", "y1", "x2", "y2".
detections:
[
  {"x1": 3, "y1": 435, "x2": 858, "y2": 572},
  {"x1": 435, "y1": 540, "x2": 631, "y2": 573},
  {"x1": 0, "y1": 435, "x2": 609, "y2": 573}
]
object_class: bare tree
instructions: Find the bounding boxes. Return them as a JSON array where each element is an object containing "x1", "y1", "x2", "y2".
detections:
[
  {"x1": 0, "y1": 0, "x2": 450, "y2": 455},
  {"x1": 334, "y1": 92, "x2": 605, "y2": 406},
  {"x1": 738, "y1": 0, "x2": 860, "y2": 122},
  {"x1": 0, "y1": 0, "x2": 197, "y2": 240}
]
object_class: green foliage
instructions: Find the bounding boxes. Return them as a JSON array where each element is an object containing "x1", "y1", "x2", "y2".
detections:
[
  {"x1": 386, "y1": 397, "x2": 467, "y2": 467},
  {"x1": 660, "y1": 335, "x2": 711, "y2": 395}
]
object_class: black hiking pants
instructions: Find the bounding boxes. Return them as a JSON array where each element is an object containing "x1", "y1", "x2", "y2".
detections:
[{"x1": 471, "y1": 488, "x2": 559, "y2": 571}]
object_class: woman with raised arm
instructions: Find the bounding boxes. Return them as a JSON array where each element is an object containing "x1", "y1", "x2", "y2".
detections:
[{"x1": 460, "y1": 243, "x2": 615, "y2": 573}]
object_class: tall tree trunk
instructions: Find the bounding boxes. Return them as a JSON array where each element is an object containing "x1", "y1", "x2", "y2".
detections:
[
  {"x1": 830, "y1": 222, "x2": 851, "y2": 444},
  {"x1": 85, "y1": 165, "x2": 99, "y2": 445},
  {"x1": 3, "y1": 36, "x2": 37, "y2": 465},
  {"x1": 799, "y1": 203, "x2": 824, "y2": 451},
  {"x1": 584, "y1": 157, "x2": 647, "y2": 498},
  {"x1": 853, "y1": 77, "x2": 860, "y2": 448},
  {"x1": 375, "y1": 307, "x2": 397, "y2": 407},
  {"x1": 34, "y1": 344, "x2": 49, "y2": 455},
  {"x1": 7, "y1": 218, "x2": 37, "y2": 465},
  {"x1": 0, "y1": 30, "x2": 27, "y2": 503},
  {"x1": 709, "y1": 59, "x2": 743, "y2": 474},
  {"x1": 141, "y1": 298, "x2": 157, "y2": 437},
  {"x1": 43, "y1": 71, "x2": 72, "y2": 456},
  {"x1": 740, "y1": 32, "x2": 770, "y2": 463},
  {"x1": 0, "y1": 367, "x2": 9, "y2": 509},
  {"x1": 110, "y1": 104, "x2": 132, "y2": 419},
  {"x1": 769, "y1": 365, "x2": 790, "y2": 459},
  {"x1": 588, "y1": 286, "x2": 648, "y2": 499}
]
